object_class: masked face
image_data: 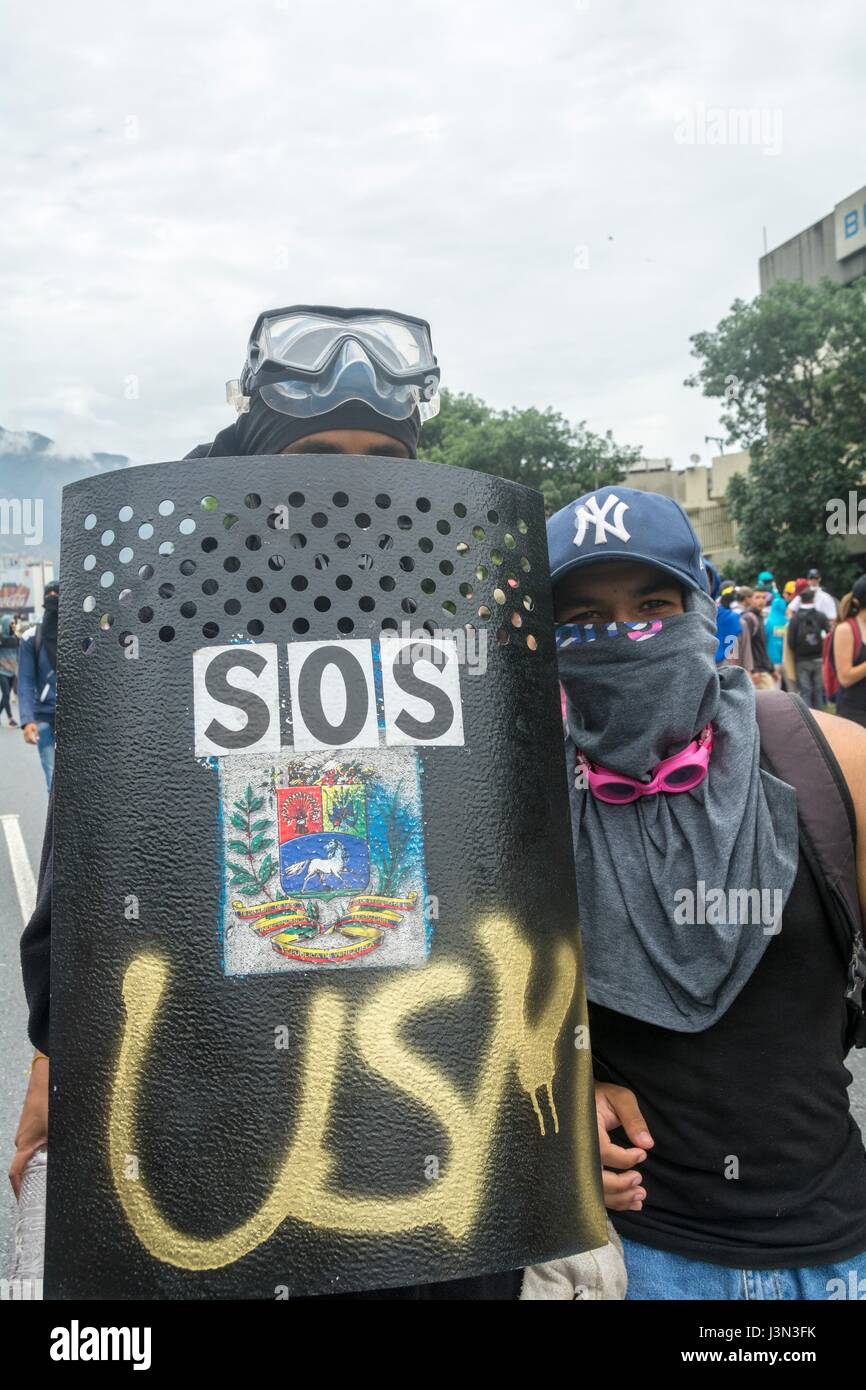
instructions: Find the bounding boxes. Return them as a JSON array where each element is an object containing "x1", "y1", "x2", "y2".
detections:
[{"x1": 553, "y1": 560, "x2": 686, "y2": 626}]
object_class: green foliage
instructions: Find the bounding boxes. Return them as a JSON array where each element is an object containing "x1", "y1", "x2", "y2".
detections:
[
  {"x1": 725, "y1": 430, "x2": 863, "y2": 591},
  {"x1": 686, "y1": 278, "x2": 866, "y2": 594},
  {"x1": 227, "y1": 784, "x2": 276, "y2": 897},
  {"x1": 418, "y1": 389, "x2": 642, "y2": 514},
  {"x1": 367, "y1": 780, "x2": 418, "y2": 898}
]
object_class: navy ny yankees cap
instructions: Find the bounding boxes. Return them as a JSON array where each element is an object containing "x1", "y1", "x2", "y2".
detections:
[{"x1": 547, "y1": 485, "x2": 707, "y2": 593}]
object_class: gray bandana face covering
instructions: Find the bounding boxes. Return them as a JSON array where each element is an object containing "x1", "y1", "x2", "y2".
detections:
[{"x1": 557, "y1": 589, "x2": 799, "y2": 1033}]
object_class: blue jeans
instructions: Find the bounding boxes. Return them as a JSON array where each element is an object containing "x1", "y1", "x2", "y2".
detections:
[
  {"x1": 795, "y1": 657, "x2": 824, "y2": 709},
  {"x1": 621, "y1": 1236, "x2": 866, "y2": 1300},
  {"x1": 36, "y1": 718, "x2": 55, "y2": 789}
]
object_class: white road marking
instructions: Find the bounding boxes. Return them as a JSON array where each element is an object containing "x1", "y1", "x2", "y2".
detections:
[{"x1": 0, "y1": 814, "x2": 37, "y2": 923}]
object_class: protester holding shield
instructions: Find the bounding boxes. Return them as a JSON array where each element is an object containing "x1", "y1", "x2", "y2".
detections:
[{"x1": 14, "y1": 307, "x2": 614, "y2": 1300}]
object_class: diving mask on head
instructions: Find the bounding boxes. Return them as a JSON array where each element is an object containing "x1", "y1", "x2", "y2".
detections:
[{"x1": 226, "y1": 305, "x2": 441, "y2": 425}]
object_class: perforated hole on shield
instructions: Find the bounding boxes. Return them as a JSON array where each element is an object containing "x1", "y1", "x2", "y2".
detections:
[
  {"x1": 77, "y1": 473, "x2": 542, "y2": 656},
  {"x1": 456, "y1": 502, "x2": 542, "y2": 649}
]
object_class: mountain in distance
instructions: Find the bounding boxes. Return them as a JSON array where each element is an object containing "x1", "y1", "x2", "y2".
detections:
[{"x1": 0, "y1": 426, "x2": 130, "y2": 563}]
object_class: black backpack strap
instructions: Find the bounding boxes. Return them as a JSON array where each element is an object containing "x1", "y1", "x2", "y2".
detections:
[
  {"x1": 34, "y1": 621, "x2": 42, "y2": 663},
  {"x1": 755, "y1": 689, "x2": 866, "y2": 1049}
]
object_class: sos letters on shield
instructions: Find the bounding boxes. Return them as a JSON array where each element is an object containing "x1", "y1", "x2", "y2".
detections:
[{"x1": 194, "y1": 637, "x2": 461, "y2": 974}]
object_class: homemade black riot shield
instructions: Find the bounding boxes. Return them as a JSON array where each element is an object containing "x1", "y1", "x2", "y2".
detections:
[{"x1": 45, "y1": 454, "x2": 606, "y2": 1299}]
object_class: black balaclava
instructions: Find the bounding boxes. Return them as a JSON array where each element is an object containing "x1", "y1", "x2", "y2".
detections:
[
  {"x1": 185, "y1": 395, "x2": 421, "y2": 461},
  {"x1": 42, "y1": 583, "x2": 59, "y2": 671}
]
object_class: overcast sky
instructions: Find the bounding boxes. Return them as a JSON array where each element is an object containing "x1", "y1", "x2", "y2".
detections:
[{"x1": 2, "y1": 0, "x2": 864, "y2": 470}]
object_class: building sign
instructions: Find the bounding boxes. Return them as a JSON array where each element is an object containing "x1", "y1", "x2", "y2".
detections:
[
  {"x1": 0, "y1": 582, "x2": 30, "y2": 609},
  {"x1": 834, "y1": 185, "x2": 866, "y2": 261}
]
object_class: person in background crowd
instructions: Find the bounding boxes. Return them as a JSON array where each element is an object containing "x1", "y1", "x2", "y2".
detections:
[
  {"x1": 714, "y1": 582, "x2": 742, "y2": 666},
  {"x1": 780, "y1": 581, "x2": 800, "y2": 691},
  {"x1": 738, "y1": 588, "x2": 778, "y2": 690},
  {"x1": 764, "y1": 583, "x2": 789, "y2": 682},
  {"x1": 785, "y1": 578, "x2": 809, "y2": 616},
  {"x1": 0, "y1": 615, "x2": 19, "y2": 726},
  {"x1": 790, "y1": 568, "x2": 838, "y2": 624},
  {"x1": 833, "y1": 576, "x2": 866, "y2": 731},
  {"x1": 781, "y1": 591, "x2": 799, "y2": 692},
  {"x1": 704, "y1": 560, "x2": 721, "y2": 601},
  {"x1": 17, "y1": 582, "x2": 58, "y2": 788},
  {"x1": 787, "y1": 587, "x2": 830, "y2": 710}
]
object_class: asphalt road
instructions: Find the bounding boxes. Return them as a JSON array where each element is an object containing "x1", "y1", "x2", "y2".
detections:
[{"x1": 0, "y1": 683, "x2": 865, "y2": 1280}]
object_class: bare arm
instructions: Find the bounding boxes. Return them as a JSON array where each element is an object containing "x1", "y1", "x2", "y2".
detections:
[
  {"x1": 834, "y1": 622, "x2": 866, "y2": 689},
  {"x1": 812, "y1": 710, "x2": 866, "y2": 924},
  {"x1": 9, "y1": 1054, "x2": 48, "y2": 1199},
  {"x1": 782, "y1": 624, "x2": 798, "y2": 687}
]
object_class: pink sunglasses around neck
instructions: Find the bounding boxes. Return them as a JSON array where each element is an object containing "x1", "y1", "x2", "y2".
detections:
[{"x1": 576, "y1": 724, "x2": 714, "y2": 805}]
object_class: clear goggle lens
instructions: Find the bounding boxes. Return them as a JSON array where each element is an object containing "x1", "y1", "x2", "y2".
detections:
[{"x1": 257, "y1": 311, "x2": 433, "y2": 377}]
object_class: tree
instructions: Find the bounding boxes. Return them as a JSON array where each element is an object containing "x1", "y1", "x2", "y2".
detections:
[
  {"x1": 686, "y1": 279, "x2": 866, "y2": 595},
  {"x1": 418, "y1": 389, "x2": 642, "y2": 514}
]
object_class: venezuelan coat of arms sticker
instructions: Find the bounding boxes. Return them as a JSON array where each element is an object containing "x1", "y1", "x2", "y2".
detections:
[{"x1": 217, "y1": 747, "x2": 431, "y2": 975}]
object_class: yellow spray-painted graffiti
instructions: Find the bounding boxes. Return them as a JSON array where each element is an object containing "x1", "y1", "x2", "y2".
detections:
[{"x1": 109, "y1": 918, "x2": 599, "y2": 1270}]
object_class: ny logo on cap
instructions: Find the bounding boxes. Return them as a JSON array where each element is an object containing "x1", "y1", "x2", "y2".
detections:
[{"x1": 573, "y1": 493, "x2": 631, "y2": 547}]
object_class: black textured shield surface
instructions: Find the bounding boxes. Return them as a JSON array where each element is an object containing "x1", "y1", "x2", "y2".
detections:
[{"x1": 45, "y1": 453, "x2": 606, "y2": 1299}]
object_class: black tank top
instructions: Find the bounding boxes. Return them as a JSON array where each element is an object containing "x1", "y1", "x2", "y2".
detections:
[
  {"x1": 836, "y1": 622, "x2": 866, "y2": 728},
  {"x1": 590, "y1": 847, "x2": 866, "y2": 1268}
]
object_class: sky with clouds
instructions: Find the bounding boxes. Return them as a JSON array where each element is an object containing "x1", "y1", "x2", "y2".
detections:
[{"x1": 2, "y1": 0, "x2": 864, "y2": 469}]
